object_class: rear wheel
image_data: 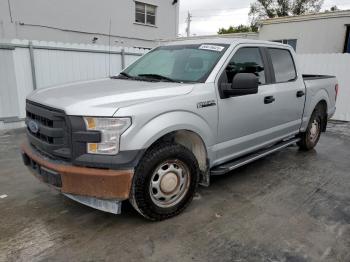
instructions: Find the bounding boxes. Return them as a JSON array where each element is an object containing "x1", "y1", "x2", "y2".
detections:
[
  {"x1": 129, "y1": 143, "x2": 199, "y2": 221},
  {"x1": 298, "y1": 106, "x2": 324, "y2": 151}
]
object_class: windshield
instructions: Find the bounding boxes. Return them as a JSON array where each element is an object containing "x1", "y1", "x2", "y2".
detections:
[{"x1": 121, "y1": 44, "x2": 229, "y2": 83}]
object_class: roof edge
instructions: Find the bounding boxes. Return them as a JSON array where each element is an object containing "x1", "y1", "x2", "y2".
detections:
[{"x1": 261, "y1": 9, "x2": 350, "y2": 25}]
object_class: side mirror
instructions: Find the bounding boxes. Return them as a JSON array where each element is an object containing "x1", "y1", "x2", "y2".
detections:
[{"x1": 222, "y1": 73, "x2": 259, "y2": 97}]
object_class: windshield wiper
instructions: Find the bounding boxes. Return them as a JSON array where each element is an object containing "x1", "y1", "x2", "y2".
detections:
[
  {"x1": 120, "y1": 72, "x2": 131, "y2": 78},
  {"x1": 137, "y1": 74, "x2": 180, "y2": 83},
  {"x1": 112, "y1": 72, "x2": 157, "y2": 82},
  {"x1": 112, "y1": 72, "x2": 180, "y2": 83},
  {"x1": 111, "y1": 72, "x2": 133, "y2": 79}
]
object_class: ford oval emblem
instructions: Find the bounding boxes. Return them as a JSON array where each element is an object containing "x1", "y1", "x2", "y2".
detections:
[{"x1": 28, "y1": 120, "x2": 39, "y2": 134}]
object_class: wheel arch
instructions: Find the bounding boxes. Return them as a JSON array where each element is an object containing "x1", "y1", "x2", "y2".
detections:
[
  {"x1": 144, "y1": 130, "x2": 210, "y2": 186},
  {"x1": 120, "y1": 111, "x2": 215, "y2": 185},
  {"x1": 121, "y1": 111, "x2": 215, "y2": 149},
  {"x1": 301, "y1": 89, "x2": 330, "y2": 132}
]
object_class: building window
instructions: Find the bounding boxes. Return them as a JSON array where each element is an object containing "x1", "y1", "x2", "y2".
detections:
[
  {"x1": 344, "y1": 26, "x2": 350, "y2": 53},
  {"x1": 272, "y1": 39, "x2": 297, "y2": 51},
  {"x1": 135, "y1": 2, "x2": 156, "y2": 26}
]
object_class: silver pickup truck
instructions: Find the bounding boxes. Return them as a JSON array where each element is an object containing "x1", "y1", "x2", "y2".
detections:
[{"x1": 21, "y1": 39, "x2": 338, "y2": 220}]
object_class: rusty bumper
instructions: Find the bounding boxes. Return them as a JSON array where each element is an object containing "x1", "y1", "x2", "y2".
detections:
[{"x1": 21, "y1": 143, "x2": 134, "y2": 200}]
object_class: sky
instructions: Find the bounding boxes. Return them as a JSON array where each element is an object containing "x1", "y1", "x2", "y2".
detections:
[{"x1": 179, "y1": 0, "x2": 350, "y2": 36}]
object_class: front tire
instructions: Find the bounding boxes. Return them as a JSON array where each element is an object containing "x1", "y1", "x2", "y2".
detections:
[
  {"x1": 129, "y1": 143, "x2": 199, "y2": 221},
  {"x1": 298, "y1": 106, "x2": 324, "y2": 151}
]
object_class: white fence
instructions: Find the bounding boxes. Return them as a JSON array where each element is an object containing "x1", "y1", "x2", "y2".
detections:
[
  {"x1": 297, "y1": 53, "x2": 350, "y2": 121},
  {"x1": 1, "y1": 41, "x2": 350, "y2": 129},
  {"x1": 0, "y1": 39, "x2": 148, "y2": 129}
]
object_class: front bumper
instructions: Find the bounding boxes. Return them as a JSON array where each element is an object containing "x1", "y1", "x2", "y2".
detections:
[{"x1": 21, "y1": 142, "x2": 134, "y2": 201}]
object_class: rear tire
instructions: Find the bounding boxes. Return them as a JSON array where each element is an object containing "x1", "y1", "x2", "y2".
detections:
[
  {"x1": 298, "y1": 106, "x2": 324, "y2": 151},
  {"x1": 129, "y1": 143, "x2": 199, "y2": 221}
]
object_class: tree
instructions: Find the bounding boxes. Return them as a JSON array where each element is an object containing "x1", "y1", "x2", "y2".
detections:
[
  {"x1": 324, "y1": 5, "x2": 339, "y2": 12},
  {"x1": 249, "y1": 0, "x2": 324, "y2": 28},
  {"x1": 329, "y1": 5, "x2": 339, "y2": 12},
  {"x1": 218, "y1": 24, "x2": 257, "y2": 35}
]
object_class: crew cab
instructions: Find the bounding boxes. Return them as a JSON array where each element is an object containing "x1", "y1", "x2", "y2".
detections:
[{"x1": 21, "y1": 39, "x2": 338, "y2": 220}]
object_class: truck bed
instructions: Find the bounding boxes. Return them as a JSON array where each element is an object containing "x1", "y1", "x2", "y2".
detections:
[
  {"x1": 302, "y1": 74, "x2": 336, "y2": 80},
  {"x1": 301, "y1": 74, "x2": 337, "y2": 132}
]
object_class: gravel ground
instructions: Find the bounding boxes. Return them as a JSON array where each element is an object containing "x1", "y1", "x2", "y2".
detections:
[{"x1": 0, "y1": 122, "x2": 349, "y2": 262}]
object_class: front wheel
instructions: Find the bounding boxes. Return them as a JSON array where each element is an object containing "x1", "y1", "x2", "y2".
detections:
[
  {"x1": 129, "y1": 143, "x2": 199, "y2": 221},
  {"x1": 298, "y1": 107, "x2": 323, "y2": 151}
]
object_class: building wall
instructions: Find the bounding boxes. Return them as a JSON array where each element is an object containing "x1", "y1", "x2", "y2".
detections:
[
  {"x1": 259, "y1": 11, "x2": 350, "y2": 54},
  {"x1": 0, "y1": 0, "x2": 179, "y2": 48},
  {"x1": 297, "y1": 53, "x2": 350, "y2": 121}
]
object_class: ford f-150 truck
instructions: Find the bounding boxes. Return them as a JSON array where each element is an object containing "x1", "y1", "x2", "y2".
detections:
[{"x1": 21, "y1": 39, "x2": 338, "y2": 220}]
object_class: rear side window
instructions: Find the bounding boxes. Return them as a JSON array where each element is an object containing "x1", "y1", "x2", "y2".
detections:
[{"x1": 268, "y1": 48, "x2": 297, "y2": 83}]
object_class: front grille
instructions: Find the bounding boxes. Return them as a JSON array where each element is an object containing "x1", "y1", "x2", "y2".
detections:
[
  {"x1": 26, "y1": 111, "x2": 54, "y2": 144},
  {"x1": 27, "y1": 111, "x2": 54, "y2": 128},
  {"x1": 26, "y1": 101, "x2": 71, "y2": 160},
  {"x1": 29, "y1": 130, "x2": 54, "y2": 144}
]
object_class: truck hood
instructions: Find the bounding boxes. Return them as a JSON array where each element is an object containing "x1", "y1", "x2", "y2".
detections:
[{"x1": 27, "y1": 78, "x2": 194, "y2": 116}]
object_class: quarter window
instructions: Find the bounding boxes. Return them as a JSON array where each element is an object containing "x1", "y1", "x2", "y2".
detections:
[
  {"x1": 224, "y1": 47, "x2": 266, "y2": 85},
  {"x1": 268, "y1": 48, "x2": 297, "y2": 83},
  {"x1": 135, "y1": 2, "x2": 156, "y2": 26}
]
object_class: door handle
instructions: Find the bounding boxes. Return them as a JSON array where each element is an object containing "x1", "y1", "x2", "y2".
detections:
[
  {"x1": 264, "y1": 96, "x2": 275, "y2": 104},
  {"x1": 296, "y1": 90, "x2": 305, "y2": 97}
]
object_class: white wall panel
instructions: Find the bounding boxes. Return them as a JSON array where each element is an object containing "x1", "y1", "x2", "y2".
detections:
[
  {"x1": 297, "y1": 53, "x2": 350, "y2": 121},
  {"x1": 12, "y1": 42, "x2": 33, "y2": 118},
  {"x1": 0, "y1": 49, "x2": 19, "y2": 119},
  {"x1": 29, "y1": 41, "x2": 147, "y2": 89},
  {"x1": 0, "y1": 39, "x2": 148, "y2": 129}
]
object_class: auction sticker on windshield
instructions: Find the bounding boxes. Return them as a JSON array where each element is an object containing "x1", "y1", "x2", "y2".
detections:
[{"x1": 199, "y1": 45, "x2": 225, "y2": 52}]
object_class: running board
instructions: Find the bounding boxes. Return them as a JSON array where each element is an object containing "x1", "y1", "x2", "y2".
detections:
[{"x1": 210, "y1": 138, "x2": 300, "y2": 176}]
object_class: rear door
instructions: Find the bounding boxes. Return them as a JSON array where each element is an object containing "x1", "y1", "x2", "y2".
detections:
[{"x1": 265, "y1": 47, "x2": 305, "y2": 135}]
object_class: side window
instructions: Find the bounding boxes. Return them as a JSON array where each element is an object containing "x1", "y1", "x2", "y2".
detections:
[
  {"x1": 224, "y1": 47, "x2": 266, "y2": 85},
  {"x1": 268, "y1": 48, "x2": 297, "y2": 83}
]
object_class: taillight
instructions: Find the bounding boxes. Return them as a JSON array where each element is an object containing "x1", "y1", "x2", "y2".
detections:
[{"x1": 335, "y1": 84, "x2": 339, "y2": 101}]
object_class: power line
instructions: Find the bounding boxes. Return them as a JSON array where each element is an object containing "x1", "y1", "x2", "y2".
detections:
[
  {"x1": 180, "y1": 6, "x2": 248, "y2": 13},
  {"x1": 7, "y1": 0, "x2": 13, "y2": 23},
  {"x1": 192, "y1": 13, "x2": 248, "y2": 18},
  {"x1": 181, "y1": 8, "x2": 250, "y2": 20},
  {"x1": 191, "y1": 18, "x2": 245, "y2": 22}
]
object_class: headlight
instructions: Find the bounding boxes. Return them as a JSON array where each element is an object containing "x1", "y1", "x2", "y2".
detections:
[{"x1": 83, "y1": 117, "x2": 131, "y2": 155}]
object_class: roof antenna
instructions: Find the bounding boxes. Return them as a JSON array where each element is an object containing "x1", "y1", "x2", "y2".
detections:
[{"x1": 108, "y1": 18, "x2": 112, "y2": 77}]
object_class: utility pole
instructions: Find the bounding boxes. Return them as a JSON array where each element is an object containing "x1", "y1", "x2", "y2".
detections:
[{"x1": 186, "y1": 11, "x2": 192, "y2": 37}]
